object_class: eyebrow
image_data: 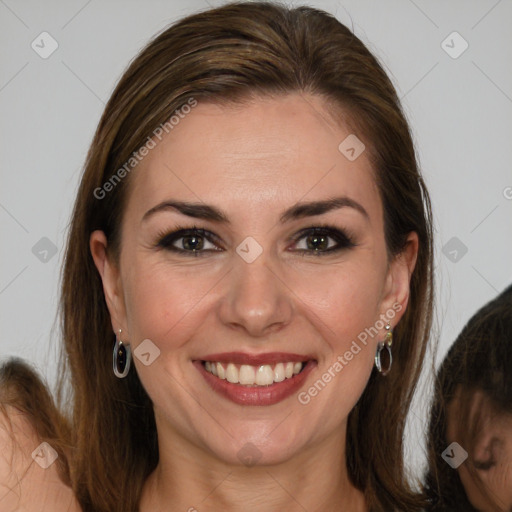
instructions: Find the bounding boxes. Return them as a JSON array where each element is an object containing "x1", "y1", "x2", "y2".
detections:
[{"x1": 142, "y1": 196, "x2": 369, "y2": 224}]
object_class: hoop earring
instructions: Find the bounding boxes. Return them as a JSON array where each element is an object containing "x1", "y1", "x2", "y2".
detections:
[
  {"x1": 113, "y1": 329, "x2": 131, "y2": 378},
  {"x1": 375, "y1": 322, "x2": 393, "y2": 376}
]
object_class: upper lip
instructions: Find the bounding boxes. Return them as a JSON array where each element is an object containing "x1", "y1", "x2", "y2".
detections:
[{"x1": 197, "y1": 352, "x2": 315, "y2": 366}]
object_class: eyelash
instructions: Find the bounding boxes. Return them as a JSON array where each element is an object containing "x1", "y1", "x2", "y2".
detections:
[
  {"x1": 154, "y1": 224, "x2": 356, "y2": 257},
  {"x1": 473, "y1": 458, "x2": 496, "y2": 471}
]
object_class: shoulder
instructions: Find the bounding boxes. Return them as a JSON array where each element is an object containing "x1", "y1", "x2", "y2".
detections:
[{"x1": 0, "y1": 404, "x2": 81, "y2": 512}]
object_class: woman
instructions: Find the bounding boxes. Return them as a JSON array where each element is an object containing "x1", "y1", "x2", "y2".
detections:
[
  {"x1": 0, "y1": 2, "x2": 434, "y2": 511},
  {"x1": 425, "y1": 284, "x2": 512, "y2": 511}
]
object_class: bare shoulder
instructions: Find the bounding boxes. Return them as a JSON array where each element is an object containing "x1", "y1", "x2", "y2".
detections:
[{"x1": 0, "y1": 405, "x2": 81, "y2": 512}]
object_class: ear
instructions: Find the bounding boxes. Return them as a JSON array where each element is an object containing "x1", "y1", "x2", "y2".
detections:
[
  {"x1": 380, "y1": 231, "x2": 419, "y2": 326},
  {"x1": 90, "y1": 230, "x2": 128, "y2": 337}
]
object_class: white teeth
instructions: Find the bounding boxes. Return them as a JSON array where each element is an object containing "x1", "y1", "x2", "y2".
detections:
[
  {"x1": 239, "y1": 365, "x2": 255, "y2": 385},
  {"x1": 211, "y1": 362, "x2": 218, "y2": 376},
  {"x1": 226, "y1": 363, "x2": 238, "y2": 383},
  {"x1": 273, "y1": 362, "x2": 285, "y2": 382},
  {"x1": 216, "y1": 362, "x2": 225, "y2": 379},
  {"x1": 203, "y1": 361, "x2": 305, "y2": 386},
  {"x1": 256, "y1": 365, "x2": 274, "y2": 385}
]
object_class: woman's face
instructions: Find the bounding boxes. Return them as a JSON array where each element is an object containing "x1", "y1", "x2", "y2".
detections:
[
  {"x1": 447, "y1": 388, "x2": 512, "y2": 512},
  {"x1": 92, "y1": 93, "x2": 416, "y2": 466}
]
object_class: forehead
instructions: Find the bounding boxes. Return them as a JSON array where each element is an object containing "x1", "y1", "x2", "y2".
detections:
[{"x1": 127, "y1": 93, "x2": 381, "y2": 224}]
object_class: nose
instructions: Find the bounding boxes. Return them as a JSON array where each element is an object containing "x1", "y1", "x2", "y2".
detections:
[{"x1": 217, "y1": 252, "x2": 294, "y2": 338}]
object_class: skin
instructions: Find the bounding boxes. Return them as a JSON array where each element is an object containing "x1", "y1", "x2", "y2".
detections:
[
  {"x1": 447, "y1": 387, "x2": 512, "y2": 512},
  {"x1": 0, "y1": 406, "x2": 80, "y2": 512},
  {"x1": 91, "y1": 93, "x2": 418, "y2": 511}
]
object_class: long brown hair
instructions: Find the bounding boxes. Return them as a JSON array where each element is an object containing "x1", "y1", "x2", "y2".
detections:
[
  {"x1": 424, "y1": 284, "x2": 512, "y2": 510},
  {"x1": 1, "y1": 2, "x2": 434, "y2": 510}
]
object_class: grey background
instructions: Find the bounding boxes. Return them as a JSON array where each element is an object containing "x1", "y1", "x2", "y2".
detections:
[{"x1": 1, "y1": 0, "x2": 511, "y2": 480}]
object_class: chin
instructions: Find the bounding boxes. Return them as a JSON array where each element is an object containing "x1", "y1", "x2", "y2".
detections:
[{"x1": 206, "y1": 432, "x2": 307, "y2": 468}]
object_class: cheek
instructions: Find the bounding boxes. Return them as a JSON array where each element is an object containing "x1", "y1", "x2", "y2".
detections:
[
  {"x1": 495, "y1": 455, "x2": 512, "y2": 504},
  {"x1": 288, "y1": 254, "x2": 387, "y2": 342},
  {"x1": 122, "y1": 259, "x2": 222, "y2": 348},
  {"x1": 458, "y1": 465, "x2": 512, "y2": 512},
  {"x1": 290, "y1": 258, "x2": 387, "y2": 421},
  {"x1": 457, "y1": 468, "x2": 486, "y2": 510}
]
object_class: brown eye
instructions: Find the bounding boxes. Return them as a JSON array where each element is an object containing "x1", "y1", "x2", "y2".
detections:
[
  {"x1": 181, "y1": 233, "x2": 204, "y2": 251},
  {"x1": 292, "y1": 226, "x2": 356, "y2": 255},
  {"x1": 156, "y1": 227, "x2": 221, "y2": 256},
  {"x1": 306, "y1": 233, "x2": 329, "y2": 251}
]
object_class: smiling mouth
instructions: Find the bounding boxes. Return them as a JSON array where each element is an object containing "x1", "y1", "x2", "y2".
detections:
[
  {"x1": 202, "y1": 360, "x2": 306, "y2": 387},
  {"x1": 195, "y1": 355, "x2": 317, "y2": 406}
]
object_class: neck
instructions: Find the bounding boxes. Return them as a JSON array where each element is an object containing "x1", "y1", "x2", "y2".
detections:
[{"x1": 140, "y1": 413, "x2": 367, "y2": 512}]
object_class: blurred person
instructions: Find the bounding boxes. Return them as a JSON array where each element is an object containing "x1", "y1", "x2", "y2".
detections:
[{"x1": 425, "y1": 284, "x2": 512, "y2": 511}]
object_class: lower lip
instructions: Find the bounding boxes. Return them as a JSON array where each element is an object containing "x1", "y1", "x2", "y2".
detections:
[{"x1": 194, "y1": 360, "x2": 317, "y2": 406}]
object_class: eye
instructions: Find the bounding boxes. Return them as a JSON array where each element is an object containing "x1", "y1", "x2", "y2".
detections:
[
  {"x1": 154, "y1": 224, "x2": 356, "y2": 257},
  {"x1": 290, "y1": 225, "x2": 356, "y2": 255},
  {"x1": 473, "y1": 458, "x2": 496, "y2": 471},
  {"x1": 472, "y1": 437, "x2": 501, "y2": 471},
  {"x1": 155, "y1": 226, "x2": 222, "y2": 256}
]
